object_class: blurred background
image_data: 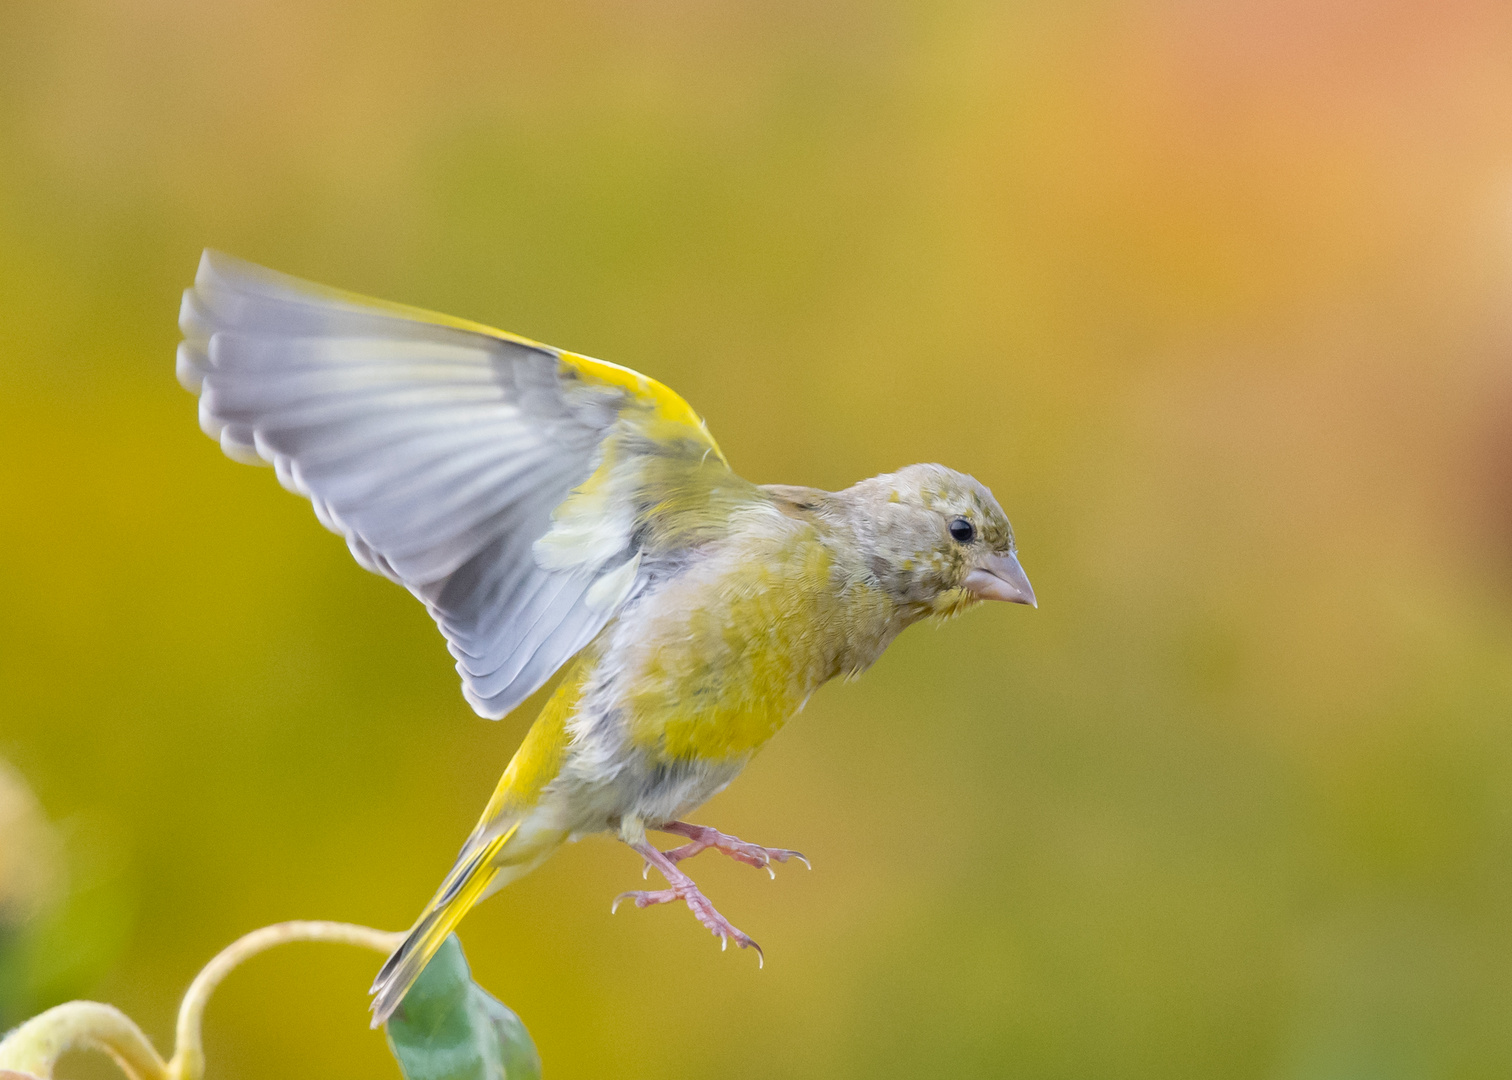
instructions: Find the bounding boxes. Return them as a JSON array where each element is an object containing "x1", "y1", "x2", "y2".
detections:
[{"x1": 4, "y1": 0, "x2": 1512, "y2": 1076}]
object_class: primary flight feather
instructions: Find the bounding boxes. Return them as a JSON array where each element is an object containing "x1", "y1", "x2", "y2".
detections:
[{"x1": 177, "y1": 251, "x2": 1036, "y2": 1026}]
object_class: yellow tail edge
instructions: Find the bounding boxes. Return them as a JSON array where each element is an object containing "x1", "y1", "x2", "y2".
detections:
[{"x1": 368, "y1": 823, "x2": 519, "y2": 1027}]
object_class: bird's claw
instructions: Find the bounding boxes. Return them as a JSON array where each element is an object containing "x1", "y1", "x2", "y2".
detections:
[
  {"x1": 658, "y1": 823, "x2": 810, "y2": 876},
  {"x1": 713, "y1": 841, "x2": 807, "y2": 875},
  {"x1": 612, "y1": 888, "x2": 677, "y2": 914},
  {"x1": 720, "y1": 933, "x2": 764, "y2": 966},
  {"x1": 613, "y1": 878, "x2": 763, "y2": 964}
]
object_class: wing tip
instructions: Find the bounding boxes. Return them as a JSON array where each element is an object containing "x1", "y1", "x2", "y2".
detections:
[
  {"x1": 196, "y1": 247, "x2": 257, "y2": 290},
  {"x1": 461, "y1": 680, "x2": 512, "y2": 721},
  {"x1": 175, "y1": 342, "x2": 208, "y2": 393}
]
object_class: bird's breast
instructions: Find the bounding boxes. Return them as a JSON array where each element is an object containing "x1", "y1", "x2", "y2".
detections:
[{"x1": 602, "y1": 515, "x2": 898, "y2": 763}]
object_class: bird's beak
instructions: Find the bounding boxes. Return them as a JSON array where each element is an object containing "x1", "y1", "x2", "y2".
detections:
[{"x1": 963, "y1": 551, "x2": 1037, "y2": 607}]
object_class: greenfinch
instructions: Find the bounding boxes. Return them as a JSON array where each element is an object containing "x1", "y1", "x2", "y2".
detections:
[{"x1": 176, "y1": 252, "x2": 1036, "y2": 1025}]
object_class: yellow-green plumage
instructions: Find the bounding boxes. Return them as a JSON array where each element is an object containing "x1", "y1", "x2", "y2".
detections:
[
  {"x1": 626, "y1": 512, "x2": 857, "y2": 760},
  {"x1": 176, "y1": 251, "x2": 1035, "y2": 1026}
]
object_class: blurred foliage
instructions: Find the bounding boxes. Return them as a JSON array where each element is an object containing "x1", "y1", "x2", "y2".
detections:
[
  {"x1": 0, "y1": 757, "x2": 61, "y2": 1026},
  {"x1": 0, "y1": 760, "x2": 60, "y2": 935},
  {"x1": 4, "y1": 0, "x2": 1512, "y2": 1077},
  {"x1": 386, "y1": 935, "x2": 540, "y2": 1080},
  {"x1": 0, "y1": 759, "x2": 133, "y2": 1032}
]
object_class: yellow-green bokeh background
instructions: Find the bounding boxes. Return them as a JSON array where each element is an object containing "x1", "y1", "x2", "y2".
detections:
[{"x1": 6, "y1": 1, "x2": 1512, "y2": 1076}]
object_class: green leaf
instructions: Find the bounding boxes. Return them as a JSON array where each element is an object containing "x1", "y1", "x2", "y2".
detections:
[{"x1": 384, "y1": 935, "x2": 541, "y2": 1080}]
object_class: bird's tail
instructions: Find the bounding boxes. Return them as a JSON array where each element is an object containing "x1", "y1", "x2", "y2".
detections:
[
  {"x1": 369, "y1": 823, "x2": 521, "y2": 1026},
  {"x1": 372, "y1": 660, "x2": 585, "y2": 1025}
]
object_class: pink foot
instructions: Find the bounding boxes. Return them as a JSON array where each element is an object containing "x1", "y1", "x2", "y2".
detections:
[
  {"x1": 614, "y1": 840, "x2": 765, "y2": 964},
  {"x1": 655, "y1": 820, "x2": 810, "y2": 878}
]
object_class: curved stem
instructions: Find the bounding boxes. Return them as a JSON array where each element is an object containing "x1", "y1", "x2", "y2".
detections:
[
  {"x1": 167, "y1": 920, "x2": 403, "y2": 1080},
  {"x1": 0, "y1": 1001, "x2": 167, "y2": 1080},
  {"x1": 0, "y1": 920, "x2": 403, "y2": 1080}
]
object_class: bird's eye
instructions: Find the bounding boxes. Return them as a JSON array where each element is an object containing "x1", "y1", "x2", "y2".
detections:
[{"x1": 948, "y1": 517, "x2": 975, "y2": 544}]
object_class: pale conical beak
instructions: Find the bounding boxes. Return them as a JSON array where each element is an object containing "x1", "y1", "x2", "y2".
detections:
[{"x1": 963, "y1": 551, "x2": 1037, "y2": 607}]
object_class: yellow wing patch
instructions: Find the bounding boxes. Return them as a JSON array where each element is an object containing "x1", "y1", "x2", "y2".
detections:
[
  {"x1": 559, "y1": 350, "x2": 728, "y2": 468},
  {"x1": 481, "y1": 655, "x2": 591, "y2": 821}
]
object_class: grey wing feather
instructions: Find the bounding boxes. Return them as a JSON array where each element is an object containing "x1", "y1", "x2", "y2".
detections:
[{"x1": 179, "y1": 250, "x2": 637, "y2": 718}]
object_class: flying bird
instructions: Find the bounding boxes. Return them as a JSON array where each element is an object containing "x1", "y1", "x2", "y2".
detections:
[{"x1": 176, "y1": 252, "x2": 1036, "y2": 1026}]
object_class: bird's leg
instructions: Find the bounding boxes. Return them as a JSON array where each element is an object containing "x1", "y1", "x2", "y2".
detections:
[
  {"x1": 655, "y1": 820, "x2": 810, "y2": 878},
  {"x1": 613, "y1": 840, "x2": 764, "y2": 964}
]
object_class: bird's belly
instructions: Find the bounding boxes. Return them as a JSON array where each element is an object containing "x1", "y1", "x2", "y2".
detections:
[
  {"x1": 640, "y1": 692, "x2": 798, "y2": 761},
  {"x1": 562, "y1": 694, "x2": 781, "y2": 831},
  {"x1": 555, "y1": 736, "x2": 748, "y2": 833},
  {"x1": 629, "y1": 753, "x2": 748, "y2": 825}
]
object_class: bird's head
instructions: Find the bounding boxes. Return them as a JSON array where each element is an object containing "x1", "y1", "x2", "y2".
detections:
[{"x1": 843, "y1": 463, "x2": 1036, "y2": 618}]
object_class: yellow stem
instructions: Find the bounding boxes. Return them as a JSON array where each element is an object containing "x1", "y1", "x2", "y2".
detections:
[
  {"x1": 0, "y1": 1002, "x2": 167, "y2": 1080},
  {"x1": 0, "y1": 920, "x2": 403, "y2": 1080},
  {"x1": 167, "y1": 921, "x2": 403, "y2": 1080}
]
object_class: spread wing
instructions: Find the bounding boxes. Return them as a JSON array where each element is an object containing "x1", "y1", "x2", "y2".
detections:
[{"x1": 179, "y1": 250, "x2": 746, "y2": 718}]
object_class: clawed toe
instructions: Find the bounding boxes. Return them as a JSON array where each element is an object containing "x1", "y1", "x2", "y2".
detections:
[
  {"x1": 692, "y1": 904, "x2": 763, "y2": 963},
  {"x1": 720, "y1": 843, "x2": 808, "y2": 878},
  {"x1": 611, "y1": 888, "x2": 678, "y2": 913},
  {"x1": 719, "y1": 931, "x2": 764, "y2": 965},
  {"x1": 656, "y1": 822, "x2": 810, "y2": 877},
  {"x1": 763, "y1": 847, "x2": 810, "y2": 870},
  {"x1": 617, "y1": 841, "x2": 766, "y2": 966}
]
